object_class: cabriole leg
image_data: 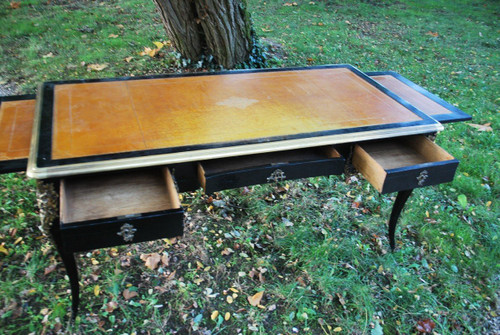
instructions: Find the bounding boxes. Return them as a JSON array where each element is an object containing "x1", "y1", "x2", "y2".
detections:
[
  {"x1": 388, "y1": 189, "x2": 413, "y2": 251},
  {"x1": 59, "y1": 250, "x2": 80, "y2": 318}
]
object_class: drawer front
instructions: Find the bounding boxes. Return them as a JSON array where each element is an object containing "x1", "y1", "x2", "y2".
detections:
[
  {"x1": 59, "y1": 167, "x2": 184, "y2": 252},
  {"x1": 61, "y1": 209, "x2": 183, "y2": 252},
  {"x1": 353, "y1": 136, "x2": 459, "y2": 194},
  {"x1": 199, "y1": 147, "x2": 345, "y2": 193},
  {"x1": 382, "y1": 161, "x2": 458, "y2": 193}
]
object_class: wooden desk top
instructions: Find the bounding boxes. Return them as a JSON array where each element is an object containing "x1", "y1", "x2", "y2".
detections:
[{"x1": 28, "y1": 65, "x2": 442, "y2": 178}]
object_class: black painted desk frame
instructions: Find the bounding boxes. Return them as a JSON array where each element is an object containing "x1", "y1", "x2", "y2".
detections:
[{"x1": 0, "y1": 67, "x2": 471, "y2": 318}]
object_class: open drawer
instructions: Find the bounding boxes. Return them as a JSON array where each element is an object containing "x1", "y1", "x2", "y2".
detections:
[
  {"x1": 198, "y1": 146, "x2": 345, "y2": 193},
  {"x1": 59, "y1": 168, "x2": 183, "y2": 252},
  {"x1": 352, "y1": 135, "x2": 459, "y2": 194}
]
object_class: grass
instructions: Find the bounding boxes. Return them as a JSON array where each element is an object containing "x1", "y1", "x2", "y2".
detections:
[{"x1": 0, "y1": 0, "x2": 499, "y2": 334}]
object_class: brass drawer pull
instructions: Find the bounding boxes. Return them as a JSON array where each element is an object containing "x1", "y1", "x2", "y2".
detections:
[
  {"x1": 416, "y1": 170, "x2": 429, "y2": 186},
  {"x1": 267, "y1": 169, "x2": 286, "y2": 183},
  {"x1": 117, "y1": 223, "x2": 137, "y2": 242}
]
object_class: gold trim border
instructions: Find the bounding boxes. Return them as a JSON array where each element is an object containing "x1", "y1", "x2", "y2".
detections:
[{"x1": 27, "y1": 122, "x2": 443, "y2": 179}]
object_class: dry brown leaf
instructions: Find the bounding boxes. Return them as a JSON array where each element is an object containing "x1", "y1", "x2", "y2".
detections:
[
  {"x1": 166, "y1": 270, "x2": 176, "y2": 280},
  {"x1": 221, "y1": 248, "x2": 234, "y2": 256},
  {"x1": 416, "y1": 318, "x2": 436, "y2": 333},
  {"x1": 468, "y1": 123, "x2": 493, "y2": 131},
  {"x1": 426, "y1": 31, "x2": 439, "y2": 37},
  {"x1": 44, "y1": 264, "x2": 57, "y2": 275},
  {"x1": 87, "y1": 63, "x2": 108, "y2": 71},
  {"x1": 161, "y1": 254, "x2": 170, "y2": 266},
  {"x1": 10, "y1": 2, "x2": 20, "y2": 9},
  {"x1": 140, "y1": 252, "x2": 161, "y2": 270},
  {"x1": 248, "y1": 291, "x2": 264, "y2": 307},
  {"x1": 105, "y1": 301, "x2": 118, "y2": 313},
  {"x1": 109, "y1": 34, "x2": 119, "y2": 38},
  {"x1": 122, "y1": 288, "x2": 138, "y2": 300},
  {"x1": 124, "y1": 56, "x2": 133, "y2": 63}
]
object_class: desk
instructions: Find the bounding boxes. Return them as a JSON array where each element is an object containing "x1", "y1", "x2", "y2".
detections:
[{"x1": 0, "y1": 65, "x2": 470, "y2": 316}]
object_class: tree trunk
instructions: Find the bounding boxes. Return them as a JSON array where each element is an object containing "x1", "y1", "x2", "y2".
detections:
[
  {"x1": 152, "y1": 0, "x2": 204, "y2": 61},
  {"x1": 152, "y1": 0, "x2": 254, "y2": 69}
]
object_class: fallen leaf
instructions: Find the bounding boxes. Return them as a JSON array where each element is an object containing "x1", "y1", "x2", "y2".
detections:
[
  {"x1": 248, "y1": 291, "x2": 264, "y2": 306},
  {"x1": 468, "y1": 123, "x2": 493, "y2": 131},
  {"x1": 122, "y1": 288, "x2": 138, "y2": 300},
  {"x1": 10, "y1": 2, "x2": 20, "y2": 9},
  {"x1": 221, "y1": 248, "x2": 234, "y2": 256},
  {"x1": 334, "y1": 327, "x2": 342, "y2": 332},
  {"x1": 0, "y1": 244, "x2": 8, "y2": 255},
  {"x1": 42, "y1": 52, "x2": 54, "y2": 58},
  {"x1": 87, "y1": 63, "x2": 108, "y2": 71},
  {"x1": 105, "y1": 301, "x2": 118, "y2": 313},
  {"x1": 44, "y1": 264, "x2": 57, "y2": 275},
  {"x1": 124, "y1": 56, "x2": 133, "y2": 63},
  {"x1": 94, "y1": 285, "x2": 100, "y2": 296},
  {"x1": 416, "y1": 318, "x2": 436, "y2": 333},
  {"x1": 426, "y1": 31, "x2": 439, "y2": 37},
  {"x1": 140, "y1": 253, "x2": 161, "y2": 270},
  {"x1": 109, "y1": 34, "x2": 119, "y2": 38},
  {"x1": 161, "y1": 254, "x2": 169, "y2": 266},
  {"x1": 153, "y1": 41, "x2": 164, "y2": 49}
]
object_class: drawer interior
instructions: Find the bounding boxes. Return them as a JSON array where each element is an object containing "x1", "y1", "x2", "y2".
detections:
[
  {"x1": 60, "y1": 168, "x2": 180, "y2": 224},
  {"x1": 358, "y1": 136, "x2": 454, "y2": 170},
  {"x1": 353, "y1": 135, "x2": 457, "y2": 193}
]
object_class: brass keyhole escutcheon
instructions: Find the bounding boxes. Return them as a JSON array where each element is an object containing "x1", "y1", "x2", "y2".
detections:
[
  {"x1": 416, "y1": 170, "x2": 429, "y2": 186},
  {"x1": 117, "y1": 223, "x2": 137, "y2": 242},
  {"x1": 267, "y1": 169, "x2": 286, "y2": 183}
]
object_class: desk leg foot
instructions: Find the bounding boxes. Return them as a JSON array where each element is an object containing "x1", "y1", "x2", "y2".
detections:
[
  {"x1": 388, "y1": 189, "x2": 413, "y2": 251},
  {"x1": 60, "y1": 251, "x2": 80, "y2": 318},
  {"x1": 59, "y1": 250, "x2": 80, "y2": 318}
]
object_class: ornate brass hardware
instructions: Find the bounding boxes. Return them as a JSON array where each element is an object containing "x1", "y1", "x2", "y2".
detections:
[
  {"x1": 267, "y1": 169, "x2": 286, "y2": 183},
  {"x1": 416, "y1": 170, "x2": 429, "y2": 186},
  {"x1": 117, "y1": 223, "x2": 137, "y2": 242}
]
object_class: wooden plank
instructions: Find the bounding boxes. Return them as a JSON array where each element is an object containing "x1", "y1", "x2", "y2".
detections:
[
  {"x1": 60, "y1": 169, "x2": 179, "y2": 223},
  {"x1": 352, "y1": 144, "x2": 387, "y2": 193}
]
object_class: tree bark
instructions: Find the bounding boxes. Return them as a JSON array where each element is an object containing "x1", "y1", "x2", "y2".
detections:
[
  {"x1": 152, "y1": 0, "x2": 254, "y2": 69},
  {"x1": 152, "y1": 0, "x2": 204, "y2": 61}
]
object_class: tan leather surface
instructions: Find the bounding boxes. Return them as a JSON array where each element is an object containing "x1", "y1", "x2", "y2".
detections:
[
  {"x1": 51, "y1": 68, "x2": 422, "y2": 159},
  {"x1": 0, "y1": 99, "x2": 36, "y2": 161},
  {"x1": 371, "y1": 75, "x2": 452, "y2": 116}
]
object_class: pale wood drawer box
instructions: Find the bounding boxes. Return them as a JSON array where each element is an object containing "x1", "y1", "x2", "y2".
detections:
[
  {"x1": 59, "y1": 168, "x2": 184, "y2": 252},
  {"x1": 352, "y1": 135, "x2": 459, "y2": 194},
  {"x1": 198, "y1": 146, "x2": 345, "y2": 194}
]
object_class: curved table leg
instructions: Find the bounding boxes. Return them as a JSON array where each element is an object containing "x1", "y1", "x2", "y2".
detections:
[
  {"x1": 388, "y1": 189, "x2": 413, "y2": 251},
  {"x1": 50, "y1": 224, "x2": 80, "y2": 319},
  {"x1": 60, "y1": 251, "x2": 80, "y2": 318}
]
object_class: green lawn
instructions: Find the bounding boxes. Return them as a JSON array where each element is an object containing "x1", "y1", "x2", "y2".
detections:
[{"x1": 0, "y1": 0, "x2": 498, "y2": 334}]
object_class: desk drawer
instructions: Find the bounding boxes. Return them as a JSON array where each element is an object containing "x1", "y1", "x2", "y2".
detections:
[
  {"x1": 198, "y1": 146, "x2": 345, "y2": 193},
  {"x1": 59, "y1": 168, "x2": 183, "y2": 252},
  {"x1": 352, "y1": 135, "x2": 459, "y2": 194}
]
